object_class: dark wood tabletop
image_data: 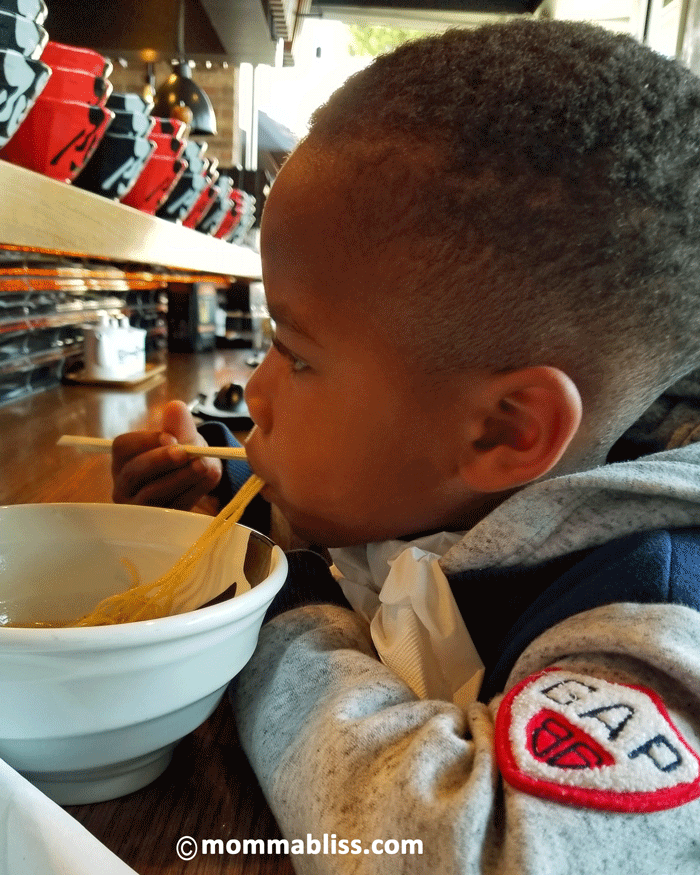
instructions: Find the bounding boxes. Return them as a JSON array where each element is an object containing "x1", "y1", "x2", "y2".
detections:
[
  {"x1": 0, "y1": 349, "x2": 253, "y2": 506},
  {"x1": 0, "y1": 348, "x2": 296, "y2": 875}
]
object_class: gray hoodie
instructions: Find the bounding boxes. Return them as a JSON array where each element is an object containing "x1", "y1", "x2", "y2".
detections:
[{"x1": 233, "y1": 442, "x2": 700, "y2": 874}]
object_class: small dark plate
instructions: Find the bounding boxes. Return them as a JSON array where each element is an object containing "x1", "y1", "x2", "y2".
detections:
[{"x1": 189, "y1": 388, "x2": 253, "y2": 429}]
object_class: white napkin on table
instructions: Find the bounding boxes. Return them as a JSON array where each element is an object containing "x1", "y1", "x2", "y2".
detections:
[
  {"x1": 331, "y1": 532, "x2": 484, "y2": 711},
  {"x1": 0, "y1": 757, "x2": 137, "y2": 875}
]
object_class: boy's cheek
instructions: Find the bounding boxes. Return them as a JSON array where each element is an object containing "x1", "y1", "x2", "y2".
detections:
[{"x1": 247, "y1": 433, "x2": 312, "y2": 488}]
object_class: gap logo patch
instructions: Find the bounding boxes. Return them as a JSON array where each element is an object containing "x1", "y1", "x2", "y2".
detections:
[{"x1": 495, "y1": 668, "x2": 700, "y2": 812}]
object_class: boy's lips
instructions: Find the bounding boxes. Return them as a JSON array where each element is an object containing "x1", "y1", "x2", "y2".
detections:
[
  {"x1": 243, "y1": 434, "x2": 286, "y2": 508},
  {"x1": 242, "y1": 445, "x2": 273, "y2": 497}
]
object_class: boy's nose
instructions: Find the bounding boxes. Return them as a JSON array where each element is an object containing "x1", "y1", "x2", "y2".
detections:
[{"x1": 244, "y1": 364, "x2": 273, "y2": 434}]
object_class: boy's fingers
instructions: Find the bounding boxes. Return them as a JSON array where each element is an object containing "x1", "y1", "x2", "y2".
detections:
[
  {"x1": 112, "y1": 446, "x2": 192, "y2": 503},
  {"x1": 197, "y1": 455, "x2": 223, "y2": 488},
  {"x1": 112, "y1": 400, "x2": 222, "y2": 508},
  {"x1": 161, "y1": 399, "x2": 202, "y2": 445},
  {"x1": 159, "y1": 399, "x2": 222, "y2": 486},
  {"x1": 111, "y1": 432, "x2": 163, "y2": 469},
  {"x1": 113, "y1": 441, "x2": 222, "y2": 504},
  {"x1": 113, "y1": 456, "x2": 221, "y2": 508}
]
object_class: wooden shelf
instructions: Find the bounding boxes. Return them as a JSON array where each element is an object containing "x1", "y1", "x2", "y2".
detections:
[{"x1": 0, "y1": 161, "x2": 262, "y2": 280}]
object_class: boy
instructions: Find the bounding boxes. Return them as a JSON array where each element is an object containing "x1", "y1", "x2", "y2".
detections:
[{"x1": 113, "y1": 20, "x2": 700, "y2": 873}]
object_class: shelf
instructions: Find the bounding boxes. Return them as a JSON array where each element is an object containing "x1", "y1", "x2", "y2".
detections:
[{"x1": 0, "y1": 161, "x2": 262, "y2": 281}]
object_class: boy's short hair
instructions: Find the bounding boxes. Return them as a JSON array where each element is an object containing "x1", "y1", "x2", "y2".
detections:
[{"x1": 303, "y1": 21, "x2": 700, "y2": 445}]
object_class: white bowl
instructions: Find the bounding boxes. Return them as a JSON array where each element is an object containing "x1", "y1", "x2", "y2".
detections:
[{"x1": 0, "y1": 503, "x2": 287, "y2": 805}]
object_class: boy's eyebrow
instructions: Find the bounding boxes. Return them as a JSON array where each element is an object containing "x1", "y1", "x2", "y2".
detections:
[{"x1": 267, "y1": 302, "x2": 317, "y2": 342}]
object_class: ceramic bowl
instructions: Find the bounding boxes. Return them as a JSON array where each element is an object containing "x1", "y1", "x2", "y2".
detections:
[
  {"x1": 41, "y1": 41, "x2": 112, "y2": 78},
  {"x1": 0, "y1": 0, "x2": 47, "y2": 24},
  {"x1": 215, "y1": 190, "x2": 245, "y2": 240},
  {"x1": 182, "y1": 183, "x2": 218, "y2": 228},
  {"x1": 150, "y1": 116, "x2": 187, "y2": 140},
  {"x1": 157, "y1": 165, "x2": 210, "y2": 222},
  {"x1": 0, "y1": 48, "x2": 50, "y2": 148},
  {"x1": 41, "y1": 66, "x2": 112, "y2": 106},
  {"x1": 120, "y1": 154, "x2": 187, "y2": 214},
  {"x1": 182, "y1": 163, "x2": 219, "y2": 228},
  {"x1": 75, "y1": 131, "x2": 157, "y2": 199},
  {"x1": 148, "y1": 130, "x2": 186, "y2": 160},
  {"x1": 108, "y1": 107, "x2": 155, "y2": 137},
  {"x1": 0, "y1": 8, "x2": 47, "y2": 58},
  {"x1": 0, "y1": 95, "x2": 114, "y2": 182},
  {"x1": 228, "y1": 191, "x2": 257, "y2": 244},
  {"x1": 0, "y1": 503, "x2": 287, "y2": 805},
  {"x1": 197, "y1": 175, "x2": 234, "y2": 236},
  {"x1": 181, "y1": 138, "x2": 207, "y2": 175},
  {"x1": 106, "y1": 91, "x2": 151, "y2": 114}
]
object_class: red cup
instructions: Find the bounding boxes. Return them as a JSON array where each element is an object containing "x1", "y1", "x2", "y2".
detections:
[
  {"x1": 41, "y1": 66, "x2": 112, "y2": 106},
  {"x1": 41, "y1": 41, "x2": 112, "y2": 78},
  {"x1": 0, "y1": 95, "x2": 114, "y2": 183},
  {"x1": 120, "y1": 155, "x2": 188, "y2": 214}
]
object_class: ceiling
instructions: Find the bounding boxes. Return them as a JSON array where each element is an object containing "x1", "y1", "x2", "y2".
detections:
[
  {"x1": 44, "y1": 0, "x2": 543, "y2": 66},
  {"x1": 45, "y1": 0, "x2": 278, "y2": 65},
  {"x1": 312, "y1": 0, "x2": 541, "y2": 14}
]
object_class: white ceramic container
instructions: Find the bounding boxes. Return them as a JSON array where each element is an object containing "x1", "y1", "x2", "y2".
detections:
[{"x1": 0, "y1": 503, "x2": 287, "y2": 805}]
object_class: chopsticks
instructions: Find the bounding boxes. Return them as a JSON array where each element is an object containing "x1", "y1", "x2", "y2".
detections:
[{"x1": 57, "y1": 434, "x2": 248, "y2": 461}]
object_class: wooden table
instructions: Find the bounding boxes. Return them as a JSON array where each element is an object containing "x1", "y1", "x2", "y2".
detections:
[
  {"x1": 0, "y1": 350, "x2": 255, "y2": 506},
  {"x1": 0, "y1": 349, "x2": 296, "y2": 875}
]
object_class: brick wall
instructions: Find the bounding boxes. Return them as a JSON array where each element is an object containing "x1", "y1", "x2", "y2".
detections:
[{"x1": 107, "y1": 61, "x2": 241, "y2": 168}]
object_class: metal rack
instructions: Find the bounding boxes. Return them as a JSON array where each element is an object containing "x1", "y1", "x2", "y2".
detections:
[{"x1": 0, "y1": 161, "x2": 262, "y2": 405}]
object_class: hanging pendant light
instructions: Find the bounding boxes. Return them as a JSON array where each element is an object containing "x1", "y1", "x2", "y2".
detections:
[{"x1": 152, "y1": 0, "x2": 217, "y2": 136}]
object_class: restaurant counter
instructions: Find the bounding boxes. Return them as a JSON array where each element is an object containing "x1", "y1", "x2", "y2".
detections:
[{"x1": 0, "y1": 349, "x2": 296, "y2": 875}]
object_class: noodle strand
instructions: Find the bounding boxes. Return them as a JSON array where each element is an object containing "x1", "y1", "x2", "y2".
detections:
[{"x1": 71, "y1": 473, "x2": 265, "y2": 627}]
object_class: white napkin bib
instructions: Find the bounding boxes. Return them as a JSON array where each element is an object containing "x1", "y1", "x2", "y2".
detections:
[{"x1": 330, "y1": 532, "x2": 484, "y2": 710}]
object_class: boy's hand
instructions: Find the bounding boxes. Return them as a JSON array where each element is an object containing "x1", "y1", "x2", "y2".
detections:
[{"x1": 112, "y1": 400, "x2": 223, "y2": 513}]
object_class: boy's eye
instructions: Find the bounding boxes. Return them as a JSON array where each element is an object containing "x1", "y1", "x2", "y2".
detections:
[{"x1": 271, "y1": 335, "x2": 309, "y2": 373}]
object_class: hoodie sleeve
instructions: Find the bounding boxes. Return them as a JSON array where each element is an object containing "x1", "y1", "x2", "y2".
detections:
[{"x1": 232, "y1": 600, "x2": 700, "y2": 875}]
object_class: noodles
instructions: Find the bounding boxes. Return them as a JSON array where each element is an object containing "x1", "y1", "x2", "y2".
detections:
[
  {"x1": 70, "y1": 473, "x2": 265, "y2": 627},
  {"x1": 120, "y1": 558, "x2": 141, "y2": 587}
]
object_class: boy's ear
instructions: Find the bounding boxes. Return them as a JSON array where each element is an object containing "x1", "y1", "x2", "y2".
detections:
[{"x1": 459, "y1": 366, "x2": 582, "y2": 493}]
